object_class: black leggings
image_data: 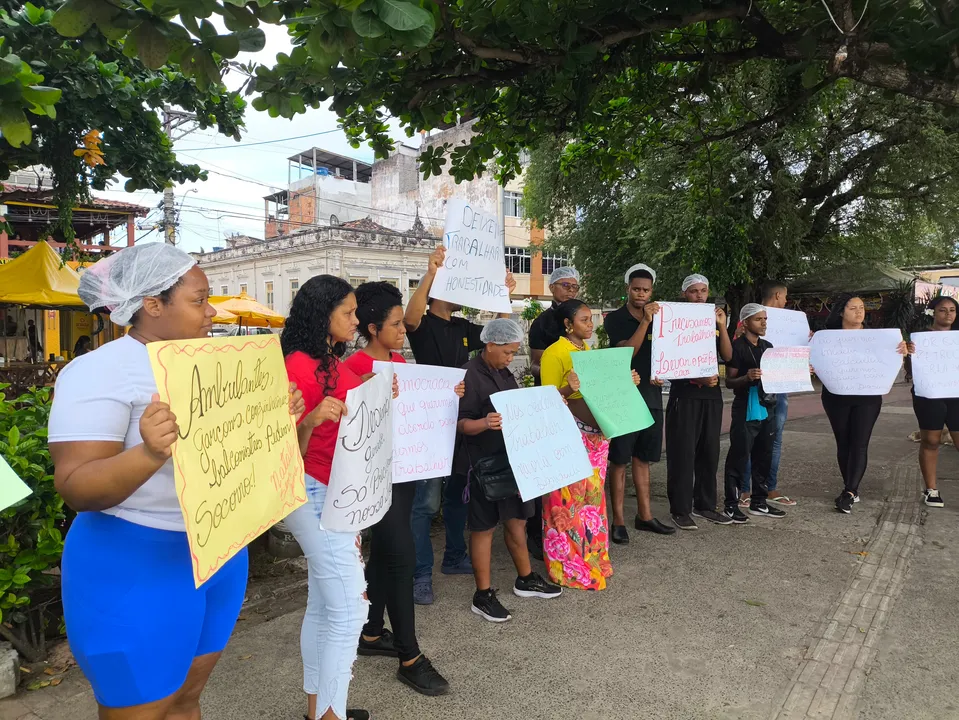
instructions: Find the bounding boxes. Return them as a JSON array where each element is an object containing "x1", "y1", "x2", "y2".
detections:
[
  {"x1": 363, "y1": 481, "x2": 419, "y2": 662},
  {"x1": 821, "y1": 392, "x2": 882, "y2": 495}
]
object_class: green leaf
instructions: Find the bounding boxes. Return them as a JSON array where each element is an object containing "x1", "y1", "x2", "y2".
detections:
[
  {"x1": 234, "y1": 28, "x2": 266, "y2": 52},
  {"x1": 744, "y1": 599, "x2": 766, "y2": 607},
  {"x1": 22, "y1": 2, "x2": 45, "y2": 24},
  {"x1": 6, "y1": 426, "x2": 19, "y2": 448},
  {"x1": 132, "y1": 22, "x2": 171, "y2": 69},
  {"x1": 393, "y1": 19, "x2": 434, "y2": 48},
  {"x1": 20, "y1": 86, "x2": 62, "y2": 107},
  {"x1": 801, "y1": 64, "x2": 821, "y2": 89},
  {"x1": 0, "y1": 108, "x2": 31, "y2": 147},
  {"x1": 374, "y1": 0, "x2": 432, "y2": 31},
  {"x1": 213, "y1": 34, "x2": 240, "y2": 59},
  {"x1": 352, "y1": 9, "x2": 387, "y2": 38},
  {"x1": 51, "y1": 0, "x2": 95, "y2": 37}
]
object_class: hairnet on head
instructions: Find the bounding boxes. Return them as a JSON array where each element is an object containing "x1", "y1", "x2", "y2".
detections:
[
  {"x1": 682, "y1": 274, "x2": 709, "y2": 292},
  {"x1": 625, "y1": 263, "x2": 656, "y2": 285},
  {"x1": 78, "y1": 243, "x2": 197, "y2": 326},
  {"x1": 548, "y1": 266, "x2": 579, "y2": 285},
  {"x1": 740, "y1": 303, "x2": 765, "y2": 322},
  {"x1": 480, "y1": 318, "x2": 524, "y2": 345}
]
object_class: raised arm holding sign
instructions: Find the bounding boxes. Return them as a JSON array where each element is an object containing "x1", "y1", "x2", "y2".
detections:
[
  {"x1": 650, "y1": 302, "x2": 719, "y2": 380},
  {"x1": 429, "y1": 199, "x2": 512, "y2": 314},
  {"x1": 148, "y1": 335, "x2": 306, "y2": 587}
]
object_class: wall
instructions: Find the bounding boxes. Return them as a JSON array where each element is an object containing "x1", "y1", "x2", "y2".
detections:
[{"x1": 265, "y1": 178, "x2": 374, "y2": 239}]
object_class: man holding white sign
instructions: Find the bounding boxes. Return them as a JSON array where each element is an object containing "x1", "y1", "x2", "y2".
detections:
[
  {"x1": 429, "y1": 199, "x2": 514, "y2": 314},
  {"x1": 657, "y1": 275, "x2": 733, "y2": 530}
]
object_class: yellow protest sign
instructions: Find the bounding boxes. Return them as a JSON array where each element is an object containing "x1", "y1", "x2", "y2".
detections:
[{"x1": 147, "y1": 335, "x2": 305, "y2": 587}]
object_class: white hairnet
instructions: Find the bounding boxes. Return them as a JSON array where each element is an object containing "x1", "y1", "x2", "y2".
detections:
[
  {"x1": 78, "y1": 243, "x2": 197, "y2": 326},
  {"x1": 548, "y1": 266, "x2": 579, "y2": 285},
  {"x1": 682, "y1": 274, "x2": 709, "y2": 292},
  {"x1": 625, "y1": 263, "x2": 656, "y2": 285},
  {"x1": 480, "y1": 318, "x2": 524, "y2": 345},
  {"x1": 740, "y1": 303, "x2": 765, "y2": 322}
]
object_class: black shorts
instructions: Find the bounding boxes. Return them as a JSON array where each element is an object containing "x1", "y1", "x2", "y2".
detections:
[
  {"x1": 607, "y1": 408, "x2": 664, "y2": 465},
  {"x1": 467, "y1": 473, "x2": 535, "y2": 532},
  {"x1": 912, "y1": 394, "x2": 959, "y2": 432}
]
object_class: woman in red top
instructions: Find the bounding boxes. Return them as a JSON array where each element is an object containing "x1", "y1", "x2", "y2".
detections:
[
  {"x1": 282, "y1": 275, "x2": 369, "y2": 720},
  {"x1": 344, "y1": 282, "x2": 451, "y2": 696}
]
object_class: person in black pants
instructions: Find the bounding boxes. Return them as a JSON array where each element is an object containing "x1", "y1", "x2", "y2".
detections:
[
  {"x1": 818, "y1": 294, "x2": 912, "y2": 514},
  {"x1": 664, "y1": 274, "x2": 734, "y2": 530},
  {"x1": 722, "y1": 304, "x2": 786, "y2": 522}
]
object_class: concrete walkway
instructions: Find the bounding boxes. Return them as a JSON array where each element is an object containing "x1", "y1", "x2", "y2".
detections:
[{"x1": 3, "y1": 387, "x2": 955, "y2": 720}]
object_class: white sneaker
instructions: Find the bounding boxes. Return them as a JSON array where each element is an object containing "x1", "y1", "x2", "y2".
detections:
[{"x1": 924, "y1": 489, "x2": 945, "y2": 508}]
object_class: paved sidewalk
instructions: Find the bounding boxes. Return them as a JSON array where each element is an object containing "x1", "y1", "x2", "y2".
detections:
[{"x1": 2, "y1": 388, "x2": 953, "y2": 720}]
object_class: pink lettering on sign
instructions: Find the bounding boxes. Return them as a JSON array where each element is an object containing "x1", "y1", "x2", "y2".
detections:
[{"x1": 651, "y1": 302, "x2": 719, "y2": 380}]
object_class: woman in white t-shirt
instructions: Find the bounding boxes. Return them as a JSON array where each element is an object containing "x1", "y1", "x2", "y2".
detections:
[{"x1": 48, "y1": 244, "x2": 303, "y2": 719}]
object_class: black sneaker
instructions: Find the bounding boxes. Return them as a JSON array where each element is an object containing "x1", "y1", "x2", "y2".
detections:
[
  {"x1": 397, "y1": 654, "x2": 450, "y2": 696},
  {"x1": 671, "y1": 513, "x2": 699, "y2": 530},
  {"x1": 723, "y1": 507, "x2": 749, "y2": 524},
  {"x1": 471, "y1": 588, "x2": 511, "y2": 623},
  {"x1": 924, "y1": 489, "x2": 945, "y2": 508},
  {"x1": 514, "y1": 571, "x2": 563, "y2": 599},
  {"x1": 836, "y1": 492, "x2": 854, "y2": 514},
  {"x1": 748, "y1": 503, "x2": 786, "y2": 518},
  {"x1": 692, "y1": 508, "x2": 734, "y2": 525},
  {"x1": 358, "y1": 628, "x2": 399, "y2": 657}
]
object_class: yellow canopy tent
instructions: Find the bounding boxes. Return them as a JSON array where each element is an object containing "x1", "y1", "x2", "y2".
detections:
[
  {"x1": 0, "y1": 241, "x2": 85, "y2": 308},
  {"x1": 208, "y1": 292, "x2": 285, "y2": 328},
  {"x1": 213, "y1": 307, "x2": 239, "y2": 324}
]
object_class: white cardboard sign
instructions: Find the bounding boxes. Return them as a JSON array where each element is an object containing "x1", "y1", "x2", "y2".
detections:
[
  {"x1": 322, "y1": 368, "x2": 394, "y2": 531},
  {"x1": 760, "y1": 346, "x2": 814, "y2": 394},
  {"x1": 490, "y1": 386, "x2": 593, "y2": 502},
  {"x1": 764, "y1": 307, "x2": 811, "y2": 348},
  {"x1": 911, "y1": 331, "x2": 959, "y2": 399},
  {"x1": 810, "y1": 329, "x2": 903, "y2": 396},
  {"x1": 651, "y1": 302, "x2": 719, "y2": 380},
  {"x1": 429, "y1": 199, "x2": 512, "y2": 314},
  {"x1": 373, "y1": 361, "x2": 466, "y2": 482}
]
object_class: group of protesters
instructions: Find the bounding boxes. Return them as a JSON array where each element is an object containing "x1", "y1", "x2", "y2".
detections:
[{"x1": 44, "y1": 240, "x2": 955, "y2": 720}]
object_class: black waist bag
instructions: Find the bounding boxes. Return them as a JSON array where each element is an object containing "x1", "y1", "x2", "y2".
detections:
[{"x1": 472, "y1": 452, "x2": 519, "y2": 502}]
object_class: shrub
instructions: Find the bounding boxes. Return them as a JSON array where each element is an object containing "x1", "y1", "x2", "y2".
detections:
[{"x1": 0, "y1": 384, "x2": 65, "y2": 661}]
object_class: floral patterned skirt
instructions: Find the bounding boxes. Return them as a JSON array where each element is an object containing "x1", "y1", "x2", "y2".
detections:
[{"x1": 542, "y1": 424, "x2": 612, "y2": 591}]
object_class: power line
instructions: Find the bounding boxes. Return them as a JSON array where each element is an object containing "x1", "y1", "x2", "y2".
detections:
[{"x1": 177, "y1": 129, "x2": 345, "y2": 152}]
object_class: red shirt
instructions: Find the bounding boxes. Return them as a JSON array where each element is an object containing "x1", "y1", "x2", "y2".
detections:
[
  {"x1": 284, "y1": 351, "x2": 362, "y2": 485},
  {"x1": 342, "y1": 349, "x2": 406, "y2": 377}
]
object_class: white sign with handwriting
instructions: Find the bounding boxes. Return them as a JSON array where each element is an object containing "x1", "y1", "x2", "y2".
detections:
[
  {"x1": 810, "y1": 329, "x2": 902, "y2": 396},
  {"x1": 429, "y1": 199, "x2": 511, "y2": 314},
  {"x1": 651, "y1": 302, "x2": 719, "y2": 380},
  {"x1": 322, "y1": 368, "x2": 394, "y2": 531},
  {"x1": 764, "y1": 307, "x2": 811, "y2": 348},
  {"x1": 373, "y1": 361, "x2": 466, "y2": 482},
  {"x1": 490, "y1": 385, "x2": 593, "y2": 502},
  {"x1": 760, "y1": 346, "x2": 813, "y2": 394},
  {"x1": 911, "y1": 331, "x2": 959, "y2": 399}
]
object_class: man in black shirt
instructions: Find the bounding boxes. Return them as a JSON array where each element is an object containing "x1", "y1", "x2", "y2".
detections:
[
  {"x1": 664, "y1": 274, "x2": 734, "y2": 530},
  {"x1": 528, "y1": 266, "x2": 581, "y2": 382},
  {"x1": 603, "y1": 263, "x2": 676, "y2": 544},
  {"x1": 722, "y1": 304, "x2": 786, "y2": 521},
  {"x1": 403, "y1": 246, "x2": 516, "y2": 604}
]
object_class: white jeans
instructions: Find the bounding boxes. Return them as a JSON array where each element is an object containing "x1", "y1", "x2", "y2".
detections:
[{"x1": 284, "y1": 476, "x2": 368, "y2": 720}]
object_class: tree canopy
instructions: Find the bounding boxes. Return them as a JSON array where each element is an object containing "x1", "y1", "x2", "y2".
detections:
[{"x1": 8, "y1": 0, "x2": 958, "y2": 183}]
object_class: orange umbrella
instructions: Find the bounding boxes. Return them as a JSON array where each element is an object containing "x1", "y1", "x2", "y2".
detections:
[
  {"x1": 208, "y1": 292, "x2": 285, "y2": 329},
  {"x1": 213, "y1": 307, "x2": 239, "y2": 324}
]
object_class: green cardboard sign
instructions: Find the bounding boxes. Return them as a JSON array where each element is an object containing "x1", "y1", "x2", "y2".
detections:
[{"x1": 572, "y1": 347, "x2": 654, "y2": 438}]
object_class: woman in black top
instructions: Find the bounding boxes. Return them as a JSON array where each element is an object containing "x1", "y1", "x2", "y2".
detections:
[
  {"x1": 912, "y1": 295, "x2": 959, "y2": 508},
  {"x1": 821, "y1": 294, "x2": 911, "y2": 514}
]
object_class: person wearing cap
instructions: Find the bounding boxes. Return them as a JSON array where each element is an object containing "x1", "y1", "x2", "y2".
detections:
[
  {"x1": 602, "y1": 263, "x2": 676, "y2": 544},
  {"x1": 457, "y1": 318, "x2": 562, "y2": 622},
  {"x1": 403, "y1": 246, "x2": 516, "y2": 604},
  {"x1": 47, "y1": 244, "x2": 305, "y2": 719},
  {"x1": 722, "y1": 304, "x2": 787, "y2": 522},
  {"x1": 664, "y1": 273, "x2": 734, "y2": 530}
]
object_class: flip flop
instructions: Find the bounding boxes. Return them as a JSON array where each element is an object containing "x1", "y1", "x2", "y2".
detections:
[
  {"x1": 768, "y1": 495, "x2": 797, "y2": 506},
  {"x1": 738, "y1": 496, "x2": 751, "y2": 508}
]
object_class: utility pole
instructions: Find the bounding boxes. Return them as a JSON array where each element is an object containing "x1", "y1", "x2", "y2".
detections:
[{"x1": 161, "y1": 108, "x2": 199, "y2": 245}]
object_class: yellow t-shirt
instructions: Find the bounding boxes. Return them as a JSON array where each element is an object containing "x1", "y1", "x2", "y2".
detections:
[{"x1": 540, "y1": 336, "x2": 589, "y2": 400}]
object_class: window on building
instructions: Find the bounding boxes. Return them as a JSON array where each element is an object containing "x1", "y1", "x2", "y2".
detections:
[
  {"x1": 349, "y1": 276, "x2": 367, "y2": 288},
  {"x1": 408, "y1": 278, "x2": 420, "y2": 290},
  {"x1": 541, "y1": 253, "x2": 571, "y2": 277},
  {"x1": 382, "y1": 278, "x2": 398, "y2": 288},
  {"x1": 220, "y1": 285, "x2": 228, "y2": 295},
  {"x1": 239, "y1": 283, "x2": 248, "y2": 294},
  {"x1": 505, "y1": 246, "x2": 531, "y2": 275},
  {"x1": 503, "y1": 191, "x2": 523, "y2": 218},
  {"x1": 265, "y1": 281, "x2": 274, "y2": 310},
  {"x1": 289, "y1": 279, "x2": 299, "y2": 303},
  {"x1": 330, "y1": 214, "x2": 340, "y2": 226}
]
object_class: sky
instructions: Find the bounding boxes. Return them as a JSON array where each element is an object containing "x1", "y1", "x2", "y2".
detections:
[{"x1": 94, "y1": 24, "x2": 417, "y2": 254}]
